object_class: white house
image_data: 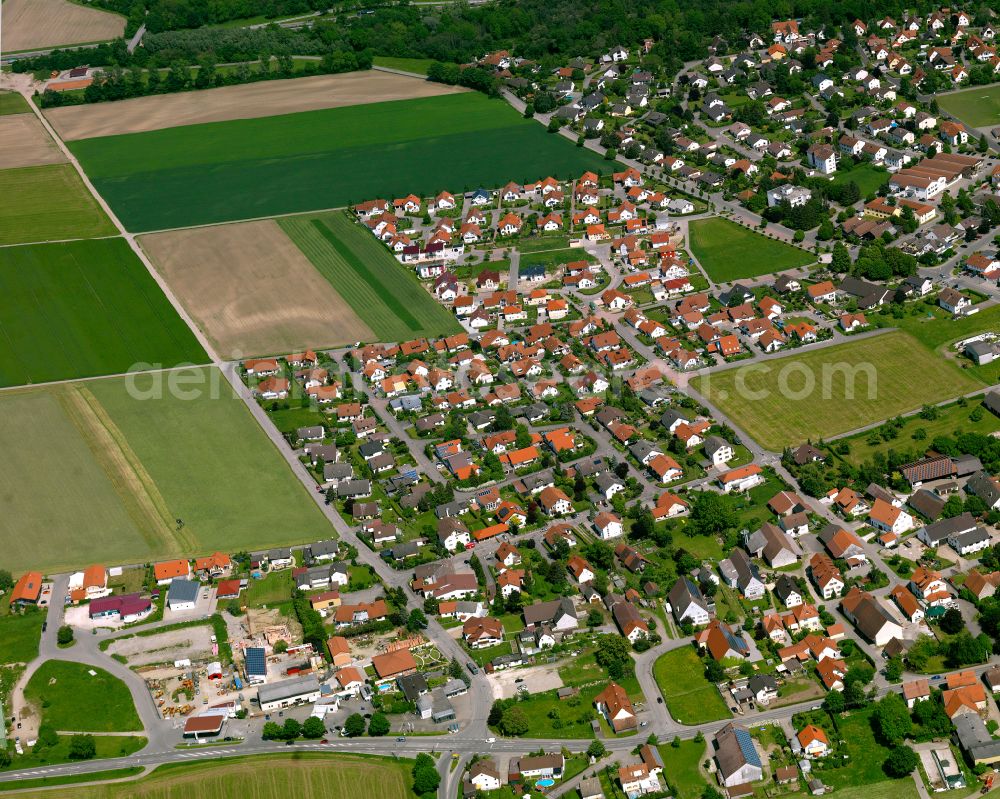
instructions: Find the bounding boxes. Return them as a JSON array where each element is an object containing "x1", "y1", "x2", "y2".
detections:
[
  {"x1": 719, "y1": 465, "x2": 764, "y2": 493},
  {"x1": 594, "y1": 512, "x2": 624, "y2": 539},
  {"x1": 469, "y1": 761, "x2": 502, "y2": 792},
  {"x1": 868, "y1": 498, "x2": 915, "y2": 535}
]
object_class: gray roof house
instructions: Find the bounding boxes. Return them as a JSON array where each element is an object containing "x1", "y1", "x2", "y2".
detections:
[
  {"x1": 720, "y1": 548, "x2": 766, "y2": 599},
  {"x1": 745, "y1": 522, "x2": 801, "y2": 568},
  {"x1": 714, "y1": 723, "x2": 764, "y2": 787},
  {"x1": 953, "y1": 713, "x2": 1000, "y2": 764},
  {"x1": 668, "y1": 577, "x2": 713, "y2": 626},
  {"x1": 773, "y1": 574, "x2": 803, "y2": 607},
  {"x1": 966, "y1": 471, "x2": 1000, "y2": 510},
  {"x1": 917, "y1": 512, "x2": 978, "y2": 547}
]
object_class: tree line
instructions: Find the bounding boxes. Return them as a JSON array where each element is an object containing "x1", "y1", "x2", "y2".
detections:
[
  {"x1": 37, "y1": 48, "x2": 369, "y2": 109},
  {"x1": 13, "y1": 24, "x2": 352, "y2": 75},
  {"x1": 94, "y1": 0, "x2": 330, "y2": 37}
]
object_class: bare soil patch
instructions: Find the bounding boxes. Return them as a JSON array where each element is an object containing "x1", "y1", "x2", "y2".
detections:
[
  {"x1": 0, "y1": 114, "x2": 66, "y2": 169},
  {"x1": 47, "y1": 70, "x2": 467, "y2": 141},
  {"x1": 140, "y1": 220, "x2": 374, "y2": 359},
  {"x1": 107, "y1": 625, "x2": 215, "y2": 667},
  {"x1": 487, "y1": 663, "x2": 564, "y2": 700},
  {"x1": 2, "y1": 0, "x2": 124, "y2": 52}
]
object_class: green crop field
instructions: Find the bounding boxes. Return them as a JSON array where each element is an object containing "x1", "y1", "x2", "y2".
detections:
[
  {"x1": 0, "y1": 239, "x2": 207, "y2": 386},
  {"x1": 280, "y1": 212, "x2": 463, "y2": 340},
  {"x1": 938, "y1": 84, "x2": 1000, "y2": 128},
  {"x1": 688, "y1": 217, "x2": 814, "y2": 282},
  {"x1": 693, "y1": 331, "x2": 980, "y2": 451},
  {"x1": 0, "y1": 387, "x2": 169, "y2": 574},
  {"x1": 7, "y1": 753, "x2": 418, "y2": 799},
  {"x1": 85, "y1": 368, "x2": 331, "y2": 554},
  {"x1": 69, "y1": 92, "x2": 610, "y2": 231},
  {"x1": 0, "y1": 164, "x2": 116, "y2": 245},
  {"x1": 652, "y1": 646, "x2": 731, "y2": 725},
  {"x1": 0, "y1": 368, "x2": 330, "y2": 574},
  {"x1": 0, "y1": 92, "x2": 30, "y2": 115},
  {"x1": 25, "y1": 660, "x2": 141, "y2": 732}
]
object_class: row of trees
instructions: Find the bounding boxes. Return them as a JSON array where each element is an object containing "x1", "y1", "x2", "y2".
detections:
[
  {"x1": 426, "y1": 63, "x2": 500, "y2": 96},
  {"x1": 262, "y1": 711, "x2": 391, "y2": 743},
  {"x1": 39, "y1": 49, "x2": 369, "y2": 109},
  {"x1": 93, "y1": 0, "x2": 329, "y2": 36}
]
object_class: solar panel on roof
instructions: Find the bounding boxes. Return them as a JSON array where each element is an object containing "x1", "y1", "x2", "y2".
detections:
[
  {"x1": 245, "y1": 647, "x2": 266, "y2": 676},
  {"x1": 735, "y1": 728, "x2": 762, "y2": 767}
]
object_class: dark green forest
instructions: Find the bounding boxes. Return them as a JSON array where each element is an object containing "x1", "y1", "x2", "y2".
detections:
[{"x1": 18, "y1": 0, "x2": 988, "y2": 80}]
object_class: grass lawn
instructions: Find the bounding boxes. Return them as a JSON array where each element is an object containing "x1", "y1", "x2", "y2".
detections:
[
  {"x1": 280, "y1": 211, "x2": 462, "y2": 341},
  {"x1": 652, "y1": 646, "x2": 730, "y2": 725},
  {"x1": 0, "y1": 92, "x2": 30, "y2": 115},
  {"x1": 467, "y1": 641, "x2": 512, "y2": 666},
  {"x1": 0, "y1": 238, "x2": 208, "y2": 386},
  {"x1": 822, "y1": 708, "x2": 900, "y2": 788},
  {"x1": 372, "y1": 56, "x2": 438, "y2": 75},
  {"x1": 519, "y1": 246, "x2": 596, "y2": 270},
  {"x1": 893, "y1": 302, "x2": 1000, "y2": 350},
  {"x1": 0, "y1": 767, "x2": 143, "y2": 791},
  {"x1": 890, "y1": 302, "x2": 1000, "y2": 384},
  {"x1": 70, "y1": 92, "x2": 610, "y2": 231},
  {"x1": 658, "y1": 740, "x2": 708, "y2": 799},
  {"x1": 0, "y1": 611, "x2": 44, "y2": 665},
  {"x1": 938, "y1": 83, "x2": 1000, "y2": 127},
  {"x1": 0, "y1": 164, "x2": 116, "y2": 245},
  {"x1": 4, "y1": 737, "x2": 145, "y2": 773},
  {"x1": 515, "y1": 235, "x2": 572, "y2": 253},
  {"x1": 830, "y1": 162, "x2": 890, "y2": 196},
  {"x1": 4, "y1": 753, "x2": 418, "y2": 799},
  {"x1": 348, "y1": 565, "x2": 377, "y2": 590},
  {"x1": 245, "y1": 569, "x2": 295, "y2": 607},
  {"x1": 688, "y1": 217, "x2": 814, "y2": 282},
  {"x1": 666, "y1": 531, "x2": 724, "y2": 561},
  {"x1": 833, "y1": 398, "x2": 1000, "y2": 464},
  {"x1": 0, "y1": 369, "x2": 330, "y2": 574},
  {"x1": 24, "y1": 660, "x2": 141, "y2": 732},
  {"x1": 824, "y1": 781, "x2": 920, "y2": 799},
  {"x1": 692, "y1": 331, "x2": 980, "y2": 451},
  {"x1": 502, "y1": 676, "x2": 642, "y2": 739}
]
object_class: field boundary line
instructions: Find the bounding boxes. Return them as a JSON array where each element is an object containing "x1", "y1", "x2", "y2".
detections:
[
  {"x1": 0, "y1": 233, "x2": 121, "y2": 250},
  {"x1": 371, "y1": 65, "x2": 435, "y2": 80},
  {"x1": 0, "y1": 362, "x2": 213, "y2": 394},
  {"x1": 132, "y1": 202, "x2": 350, "y2": 237},
  {"x1": 60, "y1": 384, "x2": 192, "y2": 554},
  {"x1": 21, "y1": 92, "x2": 222, "y2": 366}
]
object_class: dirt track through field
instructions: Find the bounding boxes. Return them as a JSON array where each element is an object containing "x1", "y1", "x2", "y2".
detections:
[
  {"x1": 139, "y1": 220, "x2": 375, "y2": 358},
  {"x1": 46, "y1": 70, "x2": 467, "y2": 141},
  {"x1": 0, "y1": 114, "x2": 66, "y2": 169},
  {"x1": 59, "y1": 384, "x2": 188, "y2": 554},
  {"x1": 1, "y1": 0, "x2": 125, "y2": 52}
]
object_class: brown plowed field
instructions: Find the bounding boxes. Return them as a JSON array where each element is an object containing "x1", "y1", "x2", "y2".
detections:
[
  {"x1": 0, "y1": 114, "x2": 66, "y2": 169},
  {"x1": 46, "y1": 69, "x2": 466, "y2": 140},
  {"x1": 139, "y1": 220, "x2": 374, "y2": 358},
  {"x1": 2, "y1": 0, "x2": 124, "y2": 52}
]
